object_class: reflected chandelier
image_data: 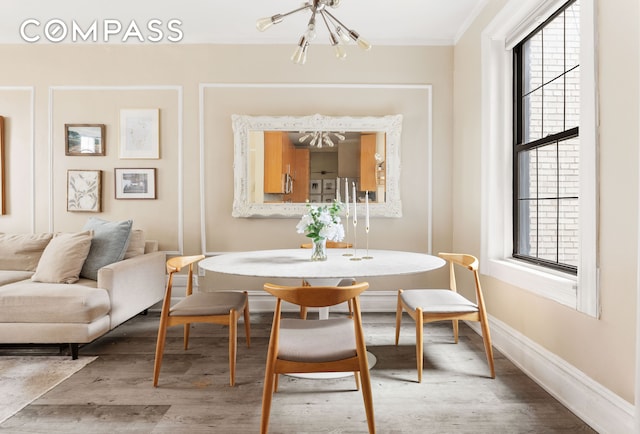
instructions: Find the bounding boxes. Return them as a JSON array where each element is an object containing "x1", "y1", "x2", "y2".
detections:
[
  {"x1": 298, "y1": 130, "x2": 345, "y2": 148},
  {"x1": 256, "y1": 0, "x2": 371, "y2": 65}
]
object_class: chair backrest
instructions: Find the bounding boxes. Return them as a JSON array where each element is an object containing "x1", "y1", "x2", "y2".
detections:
[
  {"x1": 165, "y1": 255, "x2": 204, "y2": 296},
  {"x1": 263, "y1": 282, "x2": 369, "y2": 308},
  {"x1": 438, "y1": 252, "x2": 486, "y2": 308},
  {"x1": 300, "y1": 241, "x2": 352, "y2": 249}
]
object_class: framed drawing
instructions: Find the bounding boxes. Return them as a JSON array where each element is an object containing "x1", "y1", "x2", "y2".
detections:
[
  {"x1": 0, "y1": 116, "x2": 4, "y2": 214},
  {"x1": 65, "y1": 124, "x2": 105, "y2": 156},
  {"x1": 67, "y1": 170, "x2": 102, "y2": 212},
  {"x1": 114, "y1": 168, "x2": 156, "y2": 199},
  {"x1": 322, "y1": 178, "x2": 336, "y2": 194},
  {"x1": 309, "y1": 179, "x2": 322, "y2": 195},
  {"x1": 119, "y1": 109, "x2": 160, "y2": 159}
]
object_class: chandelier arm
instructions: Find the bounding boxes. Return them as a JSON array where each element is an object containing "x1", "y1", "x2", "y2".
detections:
[
  {"x1": 322, "y1": 9, "x2": 354, "y2": 36},
  {"x1": 319, "y1": 10, "x2": 337, "y2": 35}
]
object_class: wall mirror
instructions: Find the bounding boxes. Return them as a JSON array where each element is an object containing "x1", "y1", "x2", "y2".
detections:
[{"x1": 232, "y1": 113, "x2": 402, "y2": 218}]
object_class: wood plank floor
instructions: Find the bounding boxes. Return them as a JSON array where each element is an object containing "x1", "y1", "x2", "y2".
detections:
[{"x1": 0, "y1": 311, "x2": 596, "y2": 433}]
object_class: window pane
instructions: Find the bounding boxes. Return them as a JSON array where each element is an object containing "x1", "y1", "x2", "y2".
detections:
[
  {"x1": 559, "y1": 198, "x2": 579, "y2": 267},
  {"x1": 524, "y1": 89, "x2": 543, "y2": 142},
  {"x1": 565, "y1": 67, "x2": 580, "y2": 130},
  {"x1": 537, "y1": 143, "x2": 558, "y2": 199},
  {"x1": 542, "y1": 12, "x2": 566, "y2": 83},
  {"x1": 537, "y1": 199, "x2": 558, "y2": 262},
  {"x1": 518, "y1": 199, "x2": 535, "y2": 257},
  {"x1": 565, "y1": 1, "x2": 580, "y2": 70},
  {"x1": 542, "y1": 77, "x2": 565, "y2": 137},
  {"x1": 558, "y1": 137, "x2": 579, "y2": 197},
  {"x1": 523, "y1": 32, "x2": 543, "y2": 95},
  {"x1": 518, "y1": 148, "x2": 536, "y2": 199}
]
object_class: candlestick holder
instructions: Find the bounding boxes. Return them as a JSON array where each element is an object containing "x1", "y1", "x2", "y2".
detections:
[
  {"x1": 350, "y1": 218, "x2": 361, "y2": 261},
  {"x1": 343, "y1": 209, "x2": 353, "y2": 256},
  {"x1": 363, "y1": 226, "x2": 373, "y2": 259}
]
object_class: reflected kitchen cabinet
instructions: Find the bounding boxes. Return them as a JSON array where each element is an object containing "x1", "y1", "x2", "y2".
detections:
[{"x1": 264, "y1": 131, "x2": 294, "y2": 194}]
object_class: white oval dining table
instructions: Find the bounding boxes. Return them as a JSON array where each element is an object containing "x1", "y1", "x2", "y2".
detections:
[
  {"x1": 199, "y1": 248, "x2": 445, "y2": 377},
  {"x1": 199, "y1": 248, "x2": 445, "y2": 287}
]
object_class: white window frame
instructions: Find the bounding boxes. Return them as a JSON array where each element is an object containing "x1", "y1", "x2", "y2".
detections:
[{"x1": 480, "y1": 0, "x2": 599, "y2": 317}]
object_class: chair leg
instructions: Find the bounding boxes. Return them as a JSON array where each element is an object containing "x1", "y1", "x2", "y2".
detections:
[
  {"x1": 416, "y1": 308, "x2": 424, "y2": 383},
  {"x1": 480, "y1": 318, "x2": 496, "y2": 379},
  {"x1": 261, "y1": 356, "x2": 277, "y2": 433},
  {"x1": 452, "y1": 319, "x2": 459, "y2": 344},
  {"x1": 299, "y1": 306, "x2": 308, "y2": 319},
  {"x1": 358, "y1": 352, "x2": 375, "y2": 433},
  {"x1": 183, "y1": 323, "x2": 190, "y2": 350},
  {"x1": 354, "y1": 371, "x2": 361, "y2": 391},
  {"x1": 394, "y1": 291, "x2": 403, "y2": 346},
  {"x1": 229, "y1": 310, "x2": 238, "y2": 386},
  {"x1": 274, "y1": 373, "x2": 279, "y2": 393},
  {"x1": 153, "y1": 319, "x2": 169, "y2": 387},
  {"x1": 243, "y1": 294, "x2": 251, "y2": 348}
]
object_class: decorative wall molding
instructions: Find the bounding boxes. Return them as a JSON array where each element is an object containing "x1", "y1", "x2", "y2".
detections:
[
  {"x1": 198, "y1": 83, "x2": 433, "y2": 256},
  {"x1": 48, "y1": 85, "x2": 184, "y2": 254}
]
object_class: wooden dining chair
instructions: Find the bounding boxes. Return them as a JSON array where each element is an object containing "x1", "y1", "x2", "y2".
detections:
[
  {"x1": 261, "y1": 281, "x2": 375, "y2": 434},
  {"x1": 299, "y1": 241, "x2": 354, "y2": 319},
  {"x1": 395, "y1": 252, "x2": 495, "y2": 382},
  {"x1": 153, "y1": 255, "x2": 251, "y2": 387}
]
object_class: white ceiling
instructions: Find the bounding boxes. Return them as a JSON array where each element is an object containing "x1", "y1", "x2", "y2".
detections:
[{"x1": 0, "y1": 0, "x2": 486, "y2": 45}]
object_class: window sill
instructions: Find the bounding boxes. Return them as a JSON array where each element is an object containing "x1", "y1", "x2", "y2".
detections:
[{"x1": 484, "y1": 258, "x2": 578, "y2": 309}]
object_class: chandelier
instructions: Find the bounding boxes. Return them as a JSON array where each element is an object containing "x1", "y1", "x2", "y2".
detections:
[
  {"x1": 298, "y1": 131, "x2": 345, "y2": 148},
  {"x1": 256, "y1": 0, "x2": 371, "y2": 65}
]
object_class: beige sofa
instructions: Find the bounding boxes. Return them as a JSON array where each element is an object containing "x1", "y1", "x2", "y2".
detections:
[{"x1": 0, "y1": 226, "x2": 165, "y2": 359}]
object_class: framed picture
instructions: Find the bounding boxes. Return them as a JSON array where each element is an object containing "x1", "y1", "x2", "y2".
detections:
[
  {"x1": 65, "y1": 124, "x2": 105, "y2": 156},
  {"x1": 0, "y1": 116, "x2": 4, "y2": 214},
  {"x1": 119, "y1": 109, "x2": 159, "y2": 159},
  {"x1": 67, "y1": 170, "x2": 101, "y2": 212},
  {"x1": 322, "y1": 179, "x2": 336, "y2": 194},
  {"x1": 309, "y1": 179, "x2": 322, "y2": 194},
  {"x1": 114, "y1": 168, "x2": 156, "y2": 199}
]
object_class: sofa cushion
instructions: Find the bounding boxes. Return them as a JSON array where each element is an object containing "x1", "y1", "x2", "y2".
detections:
[
  {"x1": 80, "y1": 218, "x2": 133, "y2": 280},
  {"x1": 124, "y1": 229, "x2": 145, "y2": 259},
  {"x1": 0, "y1": 233, "x2": 53, "y2": 271},
  {"x1": 0, "y1": 279, "x2": 109, "y2": 323},
  {"x1": 0, "y1": 270, "x2": 34, "y2": 286},
  {"x1": 31, "y1": 231, "x2": 93, "y2": 284}
]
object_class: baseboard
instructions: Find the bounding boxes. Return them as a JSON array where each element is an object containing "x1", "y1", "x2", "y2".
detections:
[
  {"x1": 466, "y1": 317, "x2": 635, "y2": 434},
  {"x1": 166, "y1": 281, "x2": 635, "y2": 432}
]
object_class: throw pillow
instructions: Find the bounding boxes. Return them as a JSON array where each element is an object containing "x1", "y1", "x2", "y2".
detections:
[
  {"x1": 0, "y1": 233, "x2": 54, "y2": 271},
  {"x1": 123, "y1": 229, "x2": 145, "y2": 259},
  {"x1": 31, "y1": 231, "x2": 93, "y2": 283},
  {"x1": 80, "y1": 218, "x2": 133, "y2": 280}
]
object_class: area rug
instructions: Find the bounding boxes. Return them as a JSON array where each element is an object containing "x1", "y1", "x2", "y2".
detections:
[{"x1": 0, "y1": 356, "x2": 97, "y2": 424}]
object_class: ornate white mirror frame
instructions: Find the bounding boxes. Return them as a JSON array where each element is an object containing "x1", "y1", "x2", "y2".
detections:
[{"x1": 232, "y1": 113, "x2": 403, "y2": 218}]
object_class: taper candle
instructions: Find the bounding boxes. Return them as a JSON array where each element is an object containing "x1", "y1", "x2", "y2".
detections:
[
  {"x1": 352, "y1": 182, "x2": 357, "y2": 225},
  {"x1": 365, "y1": 191, "x2": 370, "y2": 229},
  {"x1": 344, "y1": 178, "x2": 349, "y2": 215}
]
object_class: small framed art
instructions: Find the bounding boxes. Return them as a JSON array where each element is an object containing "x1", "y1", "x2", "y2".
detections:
[
  {"x1": 119, "y1": 109, "x2": 160, "y2": 159},
  {"x1": 65, "y1": 124, "x2": 105, "y2": 156},
  {"x1": 67, "y1": 169, "x2": 102, "y2": 212},
  {"x1": 114, "y1": 168, "x2": 156, "y2": 199}
]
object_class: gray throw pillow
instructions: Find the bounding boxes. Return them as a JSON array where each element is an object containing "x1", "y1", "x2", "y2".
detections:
[{"x1": 80, "y1": 218, "x2": 133, "y2": 280}]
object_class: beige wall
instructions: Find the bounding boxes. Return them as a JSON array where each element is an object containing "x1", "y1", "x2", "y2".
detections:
[
  {"x1": 0, "y1": 44, "x2": 454, "y2": 292},
  {"x1": 454, "y1": 0, "x2": 638, "y2": 403}
]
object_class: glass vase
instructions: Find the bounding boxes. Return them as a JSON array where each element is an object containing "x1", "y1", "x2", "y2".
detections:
[{"x1": 310, "y1": 238, "x2": 328, "y2": 261}]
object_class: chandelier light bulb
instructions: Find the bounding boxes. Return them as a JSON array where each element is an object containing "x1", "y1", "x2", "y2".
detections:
[
  {"x1": 256, "y1": 15, "x2": 283, "y2": 32},
  {"x1": 335, "y1": 26, "x2": 351, "y2": 43}
]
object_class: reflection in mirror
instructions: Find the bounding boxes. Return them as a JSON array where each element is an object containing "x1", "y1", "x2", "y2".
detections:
[{"x1": 232, "y1": 114, "x2": 402, "y2": 218}]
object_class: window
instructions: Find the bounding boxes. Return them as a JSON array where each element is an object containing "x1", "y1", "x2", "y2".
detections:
[
  {"x1": 480, "y1": 0, "x2": 597, "y2": 316},
  {"x1": 513, "y1": 0, "x2": 580, "y2": 274}
]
